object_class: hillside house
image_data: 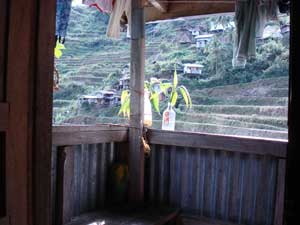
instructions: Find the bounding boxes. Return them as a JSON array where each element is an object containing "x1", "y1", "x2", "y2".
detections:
[
  {"x1": 281, "y1": 24, "x2": 290, "y2": 36},
  {"x1": 257, "y1": 25, "x2": 283, "y2": 45},
  {"x1": 210, "y1": 23, "x2": 225, "y2": 34},
  {"x1": 0, "y1": 1, "x2": 296, "y2": 225},
  {"x1": 178, "y1": 32, "x2": 192, "y2": 45},
  {"x1": 195, "y1": 34, "x2": 214, "y2": 48},
  {"x1": 183, "y1": 63, "x2": 204, "y2": 78},
  {"x1": 79, "y1": 91, "x2": 117, "y2": 106},
  {"x1": 96, "y1": 90, "x2": 116, "y2": 105},
  {"x1": 119, "y1": 75, "x2": 130, "y2": 90},
  {"x1": 79, "y1": 95, "x2": 99, "y2": 104}
]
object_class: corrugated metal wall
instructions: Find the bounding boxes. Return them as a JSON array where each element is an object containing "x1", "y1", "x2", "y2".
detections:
[
  {"x1": 148, "y1": 144, "x2": 279, "y2": 225},
  {"x1": 51, "y1": 142, "x2": 119, "y2": 224}
]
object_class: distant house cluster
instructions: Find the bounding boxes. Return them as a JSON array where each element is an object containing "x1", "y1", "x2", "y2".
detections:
[
  {"x1": 256, "y1": 24, "x2": 290, "y2": 45},
  {"x1": 177, "y1": 23, "x2": 227, "y2": 49},
  {"x1": 183, "y1": 63, "x2": 204, "y2": 78},
  {"x1": 79, "y1": 90, "x2": 121, "y2": 107}
]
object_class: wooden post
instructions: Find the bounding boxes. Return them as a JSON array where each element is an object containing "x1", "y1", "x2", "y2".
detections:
[
  {"x1": 285, "y1": 1, "x2": 299, "y2": 224},
  {"x1": 129, "y1": 0, "x2": 145, "y2": 203}
]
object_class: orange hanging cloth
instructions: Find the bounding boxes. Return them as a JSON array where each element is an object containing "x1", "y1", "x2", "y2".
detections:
[{"x1": 82, "y1": 0, "x2": 114, "y2": 13}]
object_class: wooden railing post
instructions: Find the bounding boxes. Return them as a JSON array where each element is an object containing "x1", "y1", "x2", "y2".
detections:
[
  {"x1": 56, "y1": 146, "x2": 75, "y2": 225},
  {"x1": 129, "y1": 0, "x2": 145, "y2": 203}
]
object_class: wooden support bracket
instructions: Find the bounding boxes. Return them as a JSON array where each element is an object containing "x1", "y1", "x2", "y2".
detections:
[{"x1": 148, "y1": 0, "x2": 168, "y2": 13}]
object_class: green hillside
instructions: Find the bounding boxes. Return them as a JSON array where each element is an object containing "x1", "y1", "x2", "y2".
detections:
[{"x1": 53, "y1": 5, "x2": 289, "y2": 139}]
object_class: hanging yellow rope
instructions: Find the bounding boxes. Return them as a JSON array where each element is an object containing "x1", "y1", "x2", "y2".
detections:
[
  {"x1": 53, "y1": 65, "x2": 60, "y2": 91},
  {"x1": 142, "y1": 129, "x2": 151, "y2": 156}
]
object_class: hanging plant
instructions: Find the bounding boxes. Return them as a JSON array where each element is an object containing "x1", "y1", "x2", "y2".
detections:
[
  {"x1": 53, "y1": 41, "x2": 65, "y2": 91},
  {"x1": 118, "y1": 66, "x2": 192, "y2": 118},
  {"x1": 54, "y1": 41, "x2": 65, "y2": 59}
]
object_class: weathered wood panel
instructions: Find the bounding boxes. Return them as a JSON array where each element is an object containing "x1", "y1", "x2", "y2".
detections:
[
  {"x1": 0, "y1": 103, "x2": 8, "y2": 132},
  {"x1": 6, "y1": 0, "x2": 38, "y2": 223},
  {"x1": 52, "y1": 142, "x2": 122, "y2": 225},
  {"x1": 129, "y1": 0, "x2": 146, "y2": 203},
  {"x1": 0, "y1": 217, "x2": 9, "y2": 225},
  {"x1": 0, "y1": 0, "x2": 8, "y2": 102},
  {"x1": 0, "y1": 104, "x2": 8, "y2": 132},
  {"x1": 148, "y1": 129, "x2": 287, "y2": 158},
  {"x1": 52, "y1": 125, "x2": 128, "y2": 146},
  {"x1": 32, "y1": 0, "x2": 56, "y2": 224},
  {"x1": 148, "y1": 144, "x2": 282, "y2": 225},
  {"x1": 285, "y1": 1, "x2": 298, "y2": 224},
  {"x1": 274, "y1": 159, "x2": 286, "y2": 225},
  {"x1": 145, "y1": 1, "x2": 235, "y2": 22},
  {"x1": 0, "y1": 133, "x2": 5, "y2": 218}
]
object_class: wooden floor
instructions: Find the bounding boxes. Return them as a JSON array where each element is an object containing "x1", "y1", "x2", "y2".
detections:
[
  {"x1": 181, "y1": 215, "x2": 243, "y2": 225},
  {"x1": 64, "y1": 207, "x2": 180, "y2": 225}
]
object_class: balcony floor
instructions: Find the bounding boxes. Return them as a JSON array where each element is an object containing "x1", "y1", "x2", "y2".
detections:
[{"x1": 64, "y1": 206, "x2": 180, "y2": 225}]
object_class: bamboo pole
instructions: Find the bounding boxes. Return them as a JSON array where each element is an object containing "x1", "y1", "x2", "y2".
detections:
[{"x1": 129, "y1": 0, "x2": 146, "y2": 203}]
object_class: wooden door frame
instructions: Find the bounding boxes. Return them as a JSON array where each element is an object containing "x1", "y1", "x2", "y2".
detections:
[
  {"x1": 285, "y1": 2, "x2": 299, "y2": 225},
  {"x1": 5, "y1": 0, "x2": 56, "y2": 225}
]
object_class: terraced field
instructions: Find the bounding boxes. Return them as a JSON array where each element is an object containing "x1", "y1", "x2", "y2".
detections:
[
  {"x1": 151, "y1": 77, "x2": 288, "y2": 139},
  {"x1": 53, "y1": 5, "x2": 289, "y2": 140}
]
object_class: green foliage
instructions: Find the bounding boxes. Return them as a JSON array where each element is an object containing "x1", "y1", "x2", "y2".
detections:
[
  {"x1": 54, "y1": 41, "x2": 65, "y2": 59},
  {"x1": 118, "y1": 67, "x2": 192, "y2": 117}
]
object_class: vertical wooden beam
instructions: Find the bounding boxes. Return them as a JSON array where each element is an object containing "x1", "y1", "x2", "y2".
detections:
[
  {"x1": 285, "y1": 1, "x2": 299, "y2": 225},
  {"x1": 0, "y1": 0, "x2": 8, "y2": 101},
  {"x1": 6, "y1": 0, "x2": 37, "y2": 224},
  {"x1": 274, "y1": 159, "x2": 286, "y2": 225},
  {"x1": 32, "y1": 0, "x2": 55, "y2": 225},
  {"x1": 129, "y1": 0, "x2": 145, "y2": 203}
]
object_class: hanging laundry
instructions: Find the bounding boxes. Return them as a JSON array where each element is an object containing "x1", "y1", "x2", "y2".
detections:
[
  {"x1": 233, "y1": 0, "x2": 278, "y2": 68},
  {"x1": 56, "y1": 0, "x2": 73, "y2": 44},
  {"x1": 106, "y1": 0, "x2": 131, "y2": 39},
  {"x1": 278, "y1": 0, "x2": 290, "y2": 14},
  {"x1": 83, "y1": 0, "x2": 114, "y2": 13}
]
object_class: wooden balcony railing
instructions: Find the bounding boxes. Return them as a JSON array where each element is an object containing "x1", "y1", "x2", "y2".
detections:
[
  {"x1": 52, "y1": 125, "x2": 287, "y2": 225},
  {"x1": 52, "y1": 125, "x2": 129, "y2": 225},
  {"x1": 146, "y1": 129, "x2": 287, "y2": 225}
]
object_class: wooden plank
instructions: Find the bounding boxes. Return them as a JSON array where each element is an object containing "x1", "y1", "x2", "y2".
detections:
[
  {"x1": 274, "y1": 159, "x2": 286, "y2": 225},
  {"x1": 79, "y1": 145, "x2": 89, "y2": 213},
  {"x1": 182, "y1": 214, "x2": 243, "y2": 225},
  {"x1": 254, "y1": 156, "x2": 271, "y2": 225},
  {"x1": 52, "y1": 128, "x2": 128, "y2": 146},
  {"x1": 228, "y1": 152, "x2": 241, "y2": 222},
  {"x1": 147, "y1": 129, "x2": 287, "y2": 158},
  {"x1": 0, "y1": 134, "x2": 5, "y2": 218},
  {"x1": 87, "y1": 144, "x2": 97, "y2": 210},
  {"x1": 53, "y1": 124, "x2": 129, "y2": 133},
  {"x1": 285, "y1": 1, "x2": 299, "y2": 224},
  {"x1": 0, "y1": 103, "x2": 8, "y2": 131},
  {"x1": 32, "y1": 0, "x2": 56, "y2": 224},
  {"x1": 148, "y1": 0, "x2": 168, "y2": 13},
  {"x1": 56, "y1": 147, "x2": 66, "y2": 225},
  {"x1": 6, "y1": 0, "x2": 38, "y2": 224},
  {"x1": 0, "y1": 217, "x2": 9, "y2": 225},
  {"x1": 145, "y1": 2, "x2": 235, "y2": 22},
  {"x1": 63, "y1": 147, "x2": 75, "y2": 224},
  {"x1": 129, "y1": 0, "x2": 146, "y2": 203},
  {"x1": 0, "y1": 0, "x2": 8, "y2": 102}
]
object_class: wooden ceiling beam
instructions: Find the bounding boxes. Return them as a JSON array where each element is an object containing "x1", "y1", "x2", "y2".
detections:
[
  {"x1": 148, "y1": 0, "x2": 169, "y2": 13},
  {"x1": 145, "y1": 2, "x2": 235, "y2": 22}
]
